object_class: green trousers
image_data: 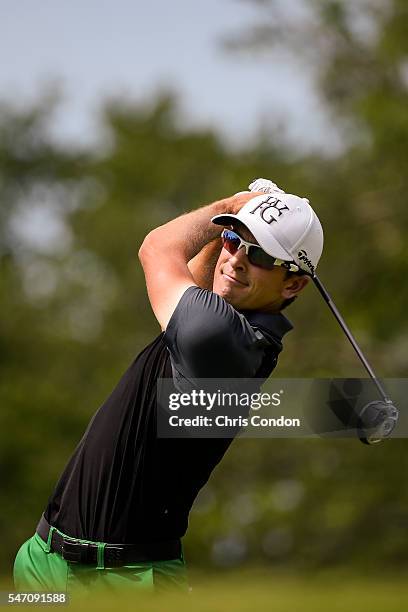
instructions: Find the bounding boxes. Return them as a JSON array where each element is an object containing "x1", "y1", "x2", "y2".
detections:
[{"x1": 13, "y1": 531, "x2": 188, "y2": 596}]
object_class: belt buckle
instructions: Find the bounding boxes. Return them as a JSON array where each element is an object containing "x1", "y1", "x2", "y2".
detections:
[
  {"x1": 61, "y1": 539, "x2": 89, "y2": 563},
  {"x1": 105, "y1": 545, "x2": 125, "y2": 567}
]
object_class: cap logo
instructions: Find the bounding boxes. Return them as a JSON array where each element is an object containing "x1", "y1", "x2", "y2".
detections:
[
  {"x1": 298, "y1": 250, "x2": 315, "y2": 274},
  {"x1": 249, "y1": 196, "x2": 289, "y2": 225}
]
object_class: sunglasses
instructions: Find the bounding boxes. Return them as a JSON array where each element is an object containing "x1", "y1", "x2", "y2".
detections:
[{"x1": 221, "y1": 229, "x2": 300, "y2": 272}]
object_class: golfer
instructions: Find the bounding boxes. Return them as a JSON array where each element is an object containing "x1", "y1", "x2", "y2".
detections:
[{"x1": 13, "y1": 178, "x2": 323, "y2": 595}]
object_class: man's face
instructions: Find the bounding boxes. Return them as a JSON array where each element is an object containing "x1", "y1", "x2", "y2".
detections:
[{"x1": 212, "y1": 223, "x2": 308, "y2": 312}]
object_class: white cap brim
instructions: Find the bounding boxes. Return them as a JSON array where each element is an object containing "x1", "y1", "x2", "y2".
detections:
[{"x1": 212, "y1": 213, "x2": 293, "y2": 262}]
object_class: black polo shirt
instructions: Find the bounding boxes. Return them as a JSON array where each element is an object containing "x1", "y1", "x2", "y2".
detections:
[{"x1": 44, "y1": 286, "x2": 293, "y2": 543}]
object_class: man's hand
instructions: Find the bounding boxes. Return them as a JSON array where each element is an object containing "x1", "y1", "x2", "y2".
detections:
[
  {"x1": 227, "y1": 191, "x2": 263, "y2": 215},
  {"x1": 248, "y1": 178, "x2": 285, "y2": 195}
]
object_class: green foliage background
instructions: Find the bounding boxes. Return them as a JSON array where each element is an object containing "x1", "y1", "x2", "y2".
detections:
[{"x1": 1, "y1": 0, "x2": 407, "y2": 579}]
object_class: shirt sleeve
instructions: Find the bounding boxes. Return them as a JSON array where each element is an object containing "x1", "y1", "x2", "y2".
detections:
[{"x1": 163, "y1": 286, "x2": 269, "y2": 382}]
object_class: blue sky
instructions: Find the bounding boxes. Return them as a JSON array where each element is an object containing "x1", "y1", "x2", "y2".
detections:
[{"x1": 0, "y1": 0, "x2": 340, "y2": 153}]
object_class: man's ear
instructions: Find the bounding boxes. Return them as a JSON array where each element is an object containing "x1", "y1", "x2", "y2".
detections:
[{"x1": 281, "y1": 275, "x2": 310, "y2": 299}]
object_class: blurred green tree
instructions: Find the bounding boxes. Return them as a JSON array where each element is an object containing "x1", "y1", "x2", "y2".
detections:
[
  {"x1": 186, "y1": 0, "x2": 408, "y2": 570},
  {"x1": 2, "y1": 0, "x2": 408, "y2": 576}
]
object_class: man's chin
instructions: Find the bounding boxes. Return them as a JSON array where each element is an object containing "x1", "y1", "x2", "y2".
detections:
[{"x1": 214, "y1": 286, "x2": 246, "y2": 309}]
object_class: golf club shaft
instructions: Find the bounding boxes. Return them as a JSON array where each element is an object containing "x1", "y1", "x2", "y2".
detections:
[{"x1": 312, "y1": 275, "x2": 391, "y2": 403}]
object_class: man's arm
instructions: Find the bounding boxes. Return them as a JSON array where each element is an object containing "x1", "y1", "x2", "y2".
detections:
[
  {"x1": 138, "y1": 192, "x2": 255, "y2": 330},
  {"x1": 187, "y1": 237, "x2": 223, "y2": 291}
]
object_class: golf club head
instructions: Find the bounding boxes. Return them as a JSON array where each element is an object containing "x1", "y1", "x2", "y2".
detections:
[{"x1": 357, "y1": 400, "x2": 399, "y2": 445}]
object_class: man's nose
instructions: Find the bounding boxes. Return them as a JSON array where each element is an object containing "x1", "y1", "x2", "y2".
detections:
[{"x1": 228, "y1": 245, "x2": 249, "y2": 270}]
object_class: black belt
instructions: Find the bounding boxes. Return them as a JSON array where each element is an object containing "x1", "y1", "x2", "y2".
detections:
[{"x1": 36, "y1": 515, "x2": 182, "y2": 567}]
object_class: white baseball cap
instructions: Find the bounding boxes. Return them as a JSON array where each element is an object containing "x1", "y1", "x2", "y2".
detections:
[{"x1": 211, "y1": 182, "x2": 324, "y2": 275}]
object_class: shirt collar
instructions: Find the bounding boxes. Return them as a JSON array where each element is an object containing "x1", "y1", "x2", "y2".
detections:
[{"x1": 243, "y1": 310, "x2": 293, "y2": 343}]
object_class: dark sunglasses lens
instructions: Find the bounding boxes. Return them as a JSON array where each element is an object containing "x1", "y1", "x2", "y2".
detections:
[
  {"x1": 222, "y1": 230, "x2": 240, "y2": 254},
  {"x1": 248, "y1": 246, "x2": 277, "y2": 270}
]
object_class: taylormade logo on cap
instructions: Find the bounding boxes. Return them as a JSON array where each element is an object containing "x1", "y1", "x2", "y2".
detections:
[
  {"x1": 297, "y1": 250, "x2": 315, "y2": 274},
  {"x1": 211, "y1": 179, "x2": 324, "y2": 274}
]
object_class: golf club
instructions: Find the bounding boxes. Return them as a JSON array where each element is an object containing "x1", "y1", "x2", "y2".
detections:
[{"x1": 312, "y1": 274, "x2": 399, "y2": 445}]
